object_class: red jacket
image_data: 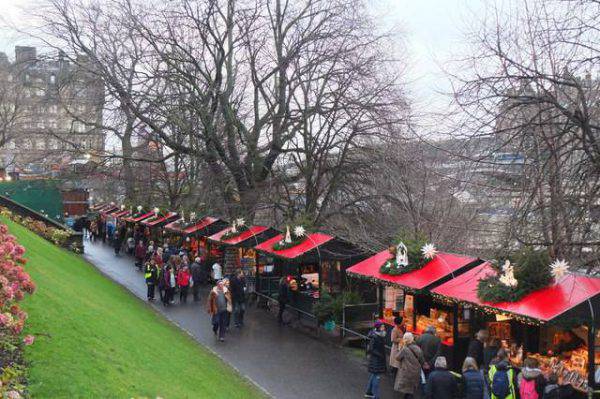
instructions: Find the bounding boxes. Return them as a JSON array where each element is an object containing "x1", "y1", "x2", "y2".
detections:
[{"x1": 177, "y1": 269, "x2": 191, "y2": 287}]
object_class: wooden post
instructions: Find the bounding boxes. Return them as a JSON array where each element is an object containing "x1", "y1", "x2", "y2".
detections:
[
  {"x1": 588, "y1": 323, "x2": 595, "y2": 398},
  {"x1": 453, "y1": 303, "x2": 460, "y2": 370},
  {"x1": 413, "y1": 293, "x2": 418, "y2": 331},
  {"x1": 377, "y1": 284, "x2": 384, "y2": 319}
]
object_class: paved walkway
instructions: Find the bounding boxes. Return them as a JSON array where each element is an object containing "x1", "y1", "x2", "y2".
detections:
[{"x1": 84, "y1": 240, "x2": 396, "y2": 399}]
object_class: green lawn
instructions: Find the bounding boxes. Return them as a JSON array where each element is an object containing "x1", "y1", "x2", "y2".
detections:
[{"x1": 1, "y1": 217, "x2": 265, "y2": 399}]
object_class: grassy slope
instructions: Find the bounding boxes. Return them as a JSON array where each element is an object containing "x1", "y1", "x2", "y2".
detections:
[{"x1": 2, "y1": 217, "x2": 264, "y2": 399}]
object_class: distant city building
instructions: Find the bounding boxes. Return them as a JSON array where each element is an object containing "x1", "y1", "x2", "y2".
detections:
[{"x1": 0, "y1": 46, "x2": 104, "y2": 178}]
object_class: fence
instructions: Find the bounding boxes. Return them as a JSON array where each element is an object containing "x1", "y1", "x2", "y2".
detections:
[{"x1": 0, "y1": 195, "x2": 83, "y2": 252}]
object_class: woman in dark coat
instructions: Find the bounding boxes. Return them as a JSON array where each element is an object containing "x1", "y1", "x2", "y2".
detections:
[
  {"x1": 365, "y1": 320, "x2": 386, "y2": 399},
  {"x1": 461, "y1": 357, "x2": 484, "y2": 399}
]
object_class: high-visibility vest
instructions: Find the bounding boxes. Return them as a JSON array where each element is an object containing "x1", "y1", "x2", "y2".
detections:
[
  {"x1": 144, "y1": 266, "x2": 153, "y2": 280},
  {"x1": 488, "y1": 364, "x2": 516, "y2": 399}
]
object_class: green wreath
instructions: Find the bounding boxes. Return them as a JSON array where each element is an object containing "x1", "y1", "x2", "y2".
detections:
[
  {"x1": 273, "y1": 234, "x2": 307, "y2": 251},
  {"x1": 378, "y1": 238, "x2": 430, "y2": 276},
  {"x1": 477, "y1": 248, "x2": 552, "y2": 303}
]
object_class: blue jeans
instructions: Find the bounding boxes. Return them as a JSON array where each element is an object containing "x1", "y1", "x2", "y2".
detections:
[
  {"x1": 212, "y1": 311, "x2": 227, "y2": 339},
  {"x1": 233, "y1": 301, "x2": 245, "y2": 326},
  {"x1": 365, "y1": 373, "x2": 381, "y2": 398}
]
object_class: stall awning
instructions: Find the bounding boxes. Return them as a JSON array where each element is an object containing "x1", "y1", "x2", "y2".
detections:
[
  {"x1": 432, "y1": 263, "x2": 600, "y2": 322},
  {"x1": 346, "y1": 250, "x2": 479, "y2": 290},
  {"x1": 141, "y1": 212, "x2": 179, "y2": 227},
  {"x1": 122, "y1": 211, "x2": 155, "y2": 223},
  {"x1": 254, "y1": 233, "x2": 334, "y2": 260},
  {"x1": 164, "y1": 216, "x2": 224, "y2": 236},
  {"x1": 112, "y1": 209, "x2": 130, "y2": 218},
  {"x1": 208, "y1": 225, "x2": 270, "y2": 246}
]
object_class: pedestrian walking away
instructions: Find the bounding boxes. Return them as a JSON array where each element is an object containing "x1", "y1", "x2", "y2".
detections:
[
  {"x1": 277, "y1": 277, "x2": 289, "y2": 325},
  {"x1": 207, "y1": 280, "x2": 232, "y2": 342},
  {"x1": 177, "y1": 266, "x2": 191, "y2": 304},
  {"x1": 389, "y1": 316, "x2": 405, "y2": 378},
  {"x1": 424, "y1": 356, "x2": 458, "y2": 399},
  {"x1": 488, "y1": 348, "x2": 517, "y2": 399},
  {"x1": 394, "y1": 332, "x2": 424, "y2": 399},
  {"x1": 189, "y1": 257, "x2": 202, "y2": 302},
  {"x1": 461, "y1": 356, "x2": 485, "y2": 399},
  {"x1": 144, "y1": 260, "x2": 158, "y2": 301},
  {"x1": 417, "y1": 325, "x2": 441, "y2": 377},
  {"x1": 230, "y1": 270, "x2": 246, "y2": 328},
  {"x1": 365, "y1": 320, "x2": 387, "y2": 399}
]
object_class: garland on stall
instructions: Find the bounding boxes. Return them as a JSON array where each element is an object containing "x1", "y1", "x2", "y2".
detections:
[
  {"x1": 221, "y1": 218, "x2": 249, "y2": 240},
  {"x1": 273, "y1": 225, "x2": 308, "y2": 251},
  {"x1": 379, "y1": 240, "x2": 437, "y2": 276},
  {"x1": 476, "y1": 248, "x2": 568, "y2": 303},
  {"x1": 130, "y1": 205, "x2": 147, "y2": 219}
]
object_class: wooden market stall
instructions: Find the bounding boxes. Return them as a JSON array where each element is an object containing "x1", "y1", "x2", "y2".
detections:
[
  {"x1": 254, "y1": 232, "x2": 369, "y2": 316},
  {"x1": 346, "y1": 249, "x2": 483, "y2": 368},
  {"x1": 207, "y1": 225, "x2": 279, "y2": 293},
  {"x1": 432, "y1": 262, "x2": 600, "y2": 395},
  {"x1": 140, "y1": 211, "x2": 179, "y2": 243},
  {"x1": 163, "y1": 216, "x2": 228, "y2": 261}
]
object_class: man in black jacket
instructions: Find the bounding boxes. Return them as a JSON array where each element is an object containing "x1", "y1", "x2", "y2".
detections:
[
  {"x1": 230, "y1": 271, "x2": 247, "y2": 327},
  {"x1": 365, "y1": 320, "x2": 386, "y2": 399},
  {"x1": 417, "y1": 325, "x2": 441, "y2": 375},
  {"x1": 189, "y1": 257, "x2": 202, "y2": 301},
  {"x1": 425, "y1": 356, "x2": 458, "y2": 399},
  {"x1": 467, "y1": 329, "x2": 488, "y2": 369}
]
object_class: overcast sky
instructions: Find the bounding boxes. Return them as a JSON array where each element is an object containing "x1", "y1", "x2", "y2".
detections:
[{"x1": 0, "y1": 0, "x2": 486, "y2": 114}]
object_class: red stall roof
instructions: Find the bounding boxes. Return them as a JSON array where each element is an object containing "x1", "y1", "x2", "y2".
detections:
[
  {"x1": 99, "y1": 205, "x2": 118, "y2": 214},
  {"x1": 122, "y1": 211, "x2": 155, "y2": 223},
  {"x1": 113, "y1": 210, "x2": 131, "y2": 219},
  {"x1": 141, "y1": 212, "x2": 179, "y2": 227},
  {"x1": 432, "y1": 263, "x2": 600, "y2": 322},
  {"x1": 208, "y1": 225, "x2": 269, "y2": 246},
  {"x1": 164, "y1": 217, "x2": 221, "y2": 235},
  {"x1": 346, "y1": 250, "x2": 478, "y2": 290},
  {"x1": 254, "y1": 233, "x2": 334, "y2": 259}
]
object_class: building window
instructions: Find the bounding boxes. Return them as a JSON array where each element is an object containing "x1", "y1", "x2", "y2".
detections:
[
  {"x1": 48, "y1": 105, "x2": 58, "y2": 114},
  {"x1": 50, "y1": 74, "x2": 56, "y2": 84},
  {"x1": 6, "y1": 141, "x2": 15, "y2": 150}
]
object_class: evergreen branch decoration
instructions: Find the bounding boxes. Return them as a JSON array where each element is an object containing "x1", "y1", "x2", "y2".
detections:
[
  {"x1": 379, "y1": 238, "x2": 435, "y2": 276},
  {"x1": 273, "y1": 225, "x2": 308, "y2": 250},
  {"x1": 476, "y1": 248, "x2": 553, "y2": 303}
]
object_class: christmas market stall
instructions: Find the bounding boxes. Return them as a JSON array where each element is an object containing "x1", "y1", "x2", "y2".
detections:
[
  {"x1": 139, "y1": 208, "x2": 179, "y2": 243},
  {"x1": 253, "y1": 226, "x2": 369, "y2": 317},
  {"x1": 346, "y1": 241, "x2": 483, "y2": 368},
  {"x1": 431, "y1": 259, "x2": 600, "y2": 395},
  {"x1": 207, "y1": 218, "x2": 279, "y2": 293},
  {"x1": 163, "y1": 214, "x2": 228, "y2": 261}
]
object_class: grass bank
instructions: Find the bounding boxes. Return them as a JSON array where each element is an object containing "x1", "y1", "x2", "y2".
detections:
[{"x1": 2, "y1": 217, "x2": 264, "y2": 399}]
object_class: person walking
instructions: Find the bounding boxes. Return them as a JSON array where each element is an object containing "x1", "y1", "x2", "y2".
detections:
[
  {"x1": 462, "y1": 357, "x2": 485, "y2": 399},
  {"x1": 134, "y1": 240, "x2": 146, "y2": 269},
  {"x1": 417, "y1": 325, "x2": 441, "y2": 376},
  {"x1": 190, "y1": 257, "x2": 202, "y2": 301},
  {"x1": 230, "y1": 271, "x2": 247, "y2": 328},
  {"x1": 517, "y1": 357, "x2": 546, "y2": 399},
  {"x1": 488, "y1": 349, "x2": 517, "y2": 399},
  {"x1": 277, "y1": 277, "x2": 289, "y2": 325},
  {"x1": 469, "y1": 329, "x2": 490, "y2": 398},
  {"x1": 177, "y1": 266, "x2": 191, "y2": 304},
  {"x1": 424, "y1": 356, "x2": 458, "y2": 399},
  {"x1": 211, "y1": 261, "x2": 222, "y2": 283},
  {"x1": 364, "y1": 320, "x2": 387, "y2": 399},
  {"x1": 207, "y1": 280, "x2": 232, "y2": 342},
  {"x1": 389, "y1": 316, "x2": 405, "y2": 378},
  {"x1": 144, "y1": 260, "x2": 158, "y2": 301},
  {"x1": 394, "y1": 332, "x2": 424, "y2": 399}
]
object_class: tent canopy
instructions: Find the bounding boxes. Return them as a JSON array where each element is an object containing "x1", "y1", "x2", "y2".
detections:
[
  {"x1": 346, "y1": 250, "x2": 480, "y2": 290},
  {"x1": 122, "y1": 211, "x2": 155, "y2": 223},
  {"x1": 164, "y1": 216, "x2": 226, "y2": 236},
  {"x1": 254, "y1": 233, "x2": 334, "y2": 260},
  {"x1": 141, "y1": 212, "x2": 178, "y2": 227},
  {"x1": 432, "y1": 263, "x2": 600, "y2": 322},
  {"x1": 208, "y1": 225, "x2": 271, "y2": 246}
]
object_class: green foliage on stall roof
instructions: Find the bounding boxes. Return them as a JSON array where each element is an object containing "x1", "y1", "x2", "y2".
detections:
[
  {"x1": 379, "y1": 235, "x2": 429, "y2": 276},
  {"x1": 313, "y1": 291, "x2": 363, "y2": 325},
  {"x1": 477, "y1": 247, "x2": 553, "y2": 303}
]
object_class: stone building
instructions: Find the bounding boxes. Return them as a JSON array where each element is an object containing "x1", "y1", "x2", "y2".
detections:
[{"x1": 0, "y1": 46, "x2": 104, "y2": 178}]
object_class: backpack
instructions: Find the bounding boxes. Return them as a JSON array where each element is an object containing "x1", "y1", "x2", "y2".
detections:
[
  {"x1": 491, "y1": 368, "x2": 510, "y2": 398},
  {"x1": 519, "y1": 378, "x2": 538, "y2": 399}
]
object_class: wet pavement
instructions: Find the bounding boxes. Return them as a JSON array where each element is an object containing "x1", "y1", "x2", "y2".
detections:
[{"x1": 83, "y1": 240, "x2": 397, "y2": 399}]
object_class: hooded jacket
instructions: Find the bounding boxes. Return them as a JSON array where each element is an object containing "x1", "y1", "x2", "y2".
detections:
[
  {"x1": 517, "y1": 366, "x2": 546, "y2": 398},
  {"x1": 366, "y1": 329, "x2": 387, "y2": 374}
]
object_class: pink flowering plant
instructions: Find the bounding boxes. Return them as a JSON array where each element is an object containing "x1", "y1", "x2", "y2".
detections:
[{"x1": 0, "y1": 222, "x2": 36, "y2": 396}]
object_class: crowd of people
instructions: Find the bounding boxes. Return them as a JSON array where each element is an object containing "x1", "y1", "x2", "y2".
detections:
[
  {"x1": 366, "y1": 319, "x2": 577, "y2": 399},
  {"x1": 89, "y1": 218, "x2": 247, "y2": 343}
]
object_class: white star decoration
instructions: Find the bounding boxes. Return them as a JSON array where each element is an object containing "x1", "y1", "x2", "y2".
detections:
[
  {"x1": 550, "y1": 259, "x2": 569, "y2": 280},
  {"x1": 294, "y1": 225, "x2": 306, "y2": 237},
  {"x1": 236, "y1": 218, "x2": 246, "y2": 227},
  {"x1": 153, "y1": 207, "x2": 160, "y2": 215},
  {"x1": 189, "y1": 212, "x2": 196, "y2": 221},
  {"x1": 421, "y1": 243, "x2": 437, "y2": 260},
  {"x1": 137, "y1": 205, "x2": 143, "y2": 212}
]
